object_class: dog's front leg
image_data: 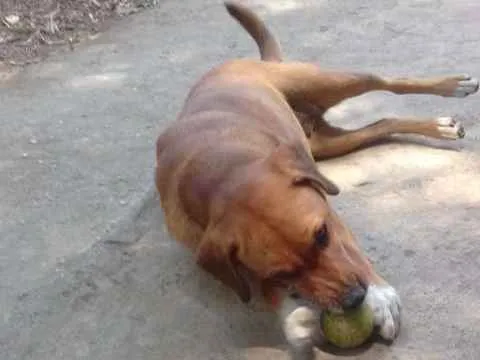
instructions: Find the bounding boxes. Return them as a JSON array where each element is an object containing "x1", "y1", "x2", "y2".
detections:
[
  {"x1": 278, "y1": 294, "x2": 322, "y2": 360},
  {"x1": 348, "y1": 253, "x2": 402, "y2": 340},
  {"x1": 340, "y1": 229, "x2": 403, "y2": 341}
]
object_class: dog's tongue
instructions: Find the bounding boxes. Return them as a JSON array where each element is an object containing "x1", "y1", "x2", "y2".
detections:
[
  {"x1": 269, "y1": 292, "x2": 280, "y2": 308},
  {"x1": 261, "y1": 285, "x2": 281, "y2": 308}
]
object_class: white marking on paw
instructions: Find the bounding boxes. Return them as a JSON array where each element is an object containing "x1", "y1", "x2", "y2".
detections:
[
  {"x1": 283, "y1": 307, "x2": 319, "y2": 344},
  {"x1": 452, "y1": 75, "x2": 479, "y2": 98},
  {"x1": 365, "y1": 284, "x2": 401, "y2": 340},
  {"x1": 436, "y1": 116, "x2": 465, "y2": 139},
  {"x1": 278, "y1": 296, "x2": 321, "y2": 357}
]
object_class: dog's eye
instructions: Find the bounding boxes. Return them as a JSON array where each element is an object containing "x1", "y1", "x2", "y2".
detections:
[{"x1": 314, "y1": 226, "x2": 328, "y2": 247}]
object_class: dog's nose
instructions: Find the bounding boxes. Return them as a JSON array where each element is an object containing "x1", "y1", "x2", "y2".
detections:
[{"x1": 341, "y1": 285, "x2": 366, "y2": 310}]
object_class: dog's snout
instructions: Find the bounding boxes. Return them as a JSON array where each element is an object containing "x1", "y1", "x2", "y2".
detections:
[{"x1": 341, "y1": 285, "x2": 366, "y2": 310}]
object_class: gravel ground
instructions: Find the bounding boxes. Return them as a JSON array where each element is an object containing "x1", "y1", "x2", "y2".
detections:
[{"x1": 0, "y1": 0, "x2": 159, "y2": 65}]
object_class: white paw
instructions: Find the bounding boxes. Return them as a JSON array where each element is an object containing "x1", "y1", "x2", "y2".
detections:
[
  {"x1": 436, "y1": 116, "x2": 465, "y2": 139},
  {"x1": 452, "y1": 75, "x2": 479, "y2": 98},
  {"x1": 279, "y1": 296, "x2": 321, "y2": 359},
  {"x1": 365, "y1": 285, "x2": 401, "y2": 340},
  {"x1": 282, "y1": 306, "x2": 320, "y2": 346}
]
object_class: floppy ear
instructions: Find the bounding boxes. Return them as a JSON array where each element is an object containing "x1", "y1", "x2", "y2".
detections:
[
  {"x1": 195, "y1": 226, "x2": 251, "y2": 303},
  {"x1": 293, "y1": 171, "x2": 339, "y2": 196},
  {"x1": 269, "y1": 143, "x2": 340, "y2": 196}
]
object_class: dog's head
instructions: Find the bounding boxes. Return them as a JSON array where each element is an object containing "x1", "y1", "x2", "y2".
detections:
[{"x1": 196, "y1": 144, "x2": 374, "y2": 310}]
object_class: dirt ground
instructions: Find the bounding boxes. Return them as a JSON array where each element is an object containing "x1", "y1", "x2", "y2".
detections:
[{"x1": 0, "y1": 0, "x2": 158, "y2": 65}]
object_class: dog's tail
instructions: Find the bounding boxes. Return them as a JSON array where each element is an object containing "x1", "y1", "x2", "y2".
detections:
[{"x1": 224, "y1": 1, "x2": 282, "y2": 62}]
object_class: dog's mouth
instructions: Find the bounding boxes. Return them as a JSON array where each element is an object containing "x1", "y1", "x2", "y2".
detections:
[
  {"x1": 287, "y1": 290, "x2": 343, "y2": 313},
  {"x1": 275, "y1": 270, "x2": 368, "y2": 312},
  {"x1": 289, "y1": 284, "x2": 368, "y2": 314}
]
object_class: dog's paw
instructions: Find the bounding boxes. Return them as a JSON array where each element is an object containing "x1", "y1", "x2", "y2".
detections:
[
  {"x1": 435, "y1": 116, "x2": 465, "y2": 139},
  {"x1": 365, "y1": 284, "x2": 401, "y2": 341},
  {"x1": 283, "y1": 306, "x2": 319, "y2": 344},
  {"x1": 279, "y1": 297, "x2": 321, "y2": 360},
  {"x1": 440, "y1": 75, "x2": 479, "y2": 98},
  {"x1": 452, "y1": 75, "x2": 479, "y2": 97}
]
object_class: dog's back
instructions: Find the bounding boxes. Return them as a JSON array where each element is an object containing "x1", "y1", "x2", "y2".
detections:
[{"x1": 154, "y1": 3, "x2": 305, "y2": 254}]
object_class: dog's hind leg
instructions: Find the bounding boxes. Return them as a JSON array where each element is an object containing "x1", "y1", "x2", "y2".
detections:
[
  {"x1": 307, "y1": 115, "x2": 465, "y2": 160},
  {"x1": 269, "y1": 66, "x2": 477, "y2": 159},
  {"x1": 265, "y1": 63, "x2": 478, "y2": 110}
]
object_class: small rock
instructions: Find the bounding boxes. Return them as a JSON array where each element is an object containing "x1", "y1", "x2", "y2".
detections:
[
  {"x1": 4, "y1": 15, "x2": 20, "y2": 26},
  {"x1": 29, "y1": 137, "x2": 38, "y2": 144},
  {"x1": 17, "y1": 292, "x2": 28, "y2": 300},
  {"x1": 22, "y1": 152, "x2": 28, "y2": 158}
]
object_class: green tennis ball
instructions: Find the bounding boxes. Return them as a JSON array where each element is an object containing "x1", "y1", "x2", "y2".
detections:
[{"x1": 321, "y1": 303, "x2": 374, "y2": 349}]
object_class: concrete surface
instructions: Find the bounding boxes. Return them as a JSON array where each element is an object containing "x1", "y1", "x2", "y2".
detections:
[{"x1": 1, "y1": 0, "x2": 479, "y2": 359}]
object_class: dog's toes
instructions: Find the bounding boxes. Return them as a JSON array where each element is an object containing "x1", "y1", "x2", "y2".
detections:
[
  {"x1": 281, "y1": 302, "x2": 321, "y2": 359},
  {"x1": 436, "y1": 116, "x2": 465, "y2": 139},
  {"x1": 451, "y1": 75, "x2": 479, "y2": 98},
  {"x1": 365, "y1": 284, "x2": 402, "y2": 341}
]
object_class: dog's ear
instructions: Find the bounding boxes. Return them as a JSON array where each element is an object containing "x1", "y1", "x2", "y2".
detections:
[
  {"x1": 293, "y1": 171, "x2": 339, "y2": 196},
  {"x1": 195, "y1": 226, "x2": 251, "y2": 303},
  {"x1": 268, "y1": 143, "x2": 340, "y2": 196}
]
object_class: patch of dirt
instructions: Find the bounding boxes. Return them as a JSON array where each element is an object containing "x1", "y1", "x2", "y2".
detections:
[{"x1": 0, "y1": 0, "x2": 159, "y2": 66}]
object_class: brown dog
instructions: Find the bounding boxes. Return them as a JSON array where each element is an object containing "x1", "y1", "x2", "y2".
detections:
[{"x1": 155, "y1": 2, "x2": 478, "y2": 358}]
